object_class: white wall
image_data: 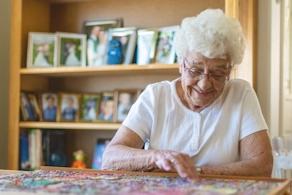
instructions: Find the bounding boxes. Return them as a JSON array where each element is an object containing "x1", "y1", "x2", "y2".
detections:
[
  {"x1": 0, "y1": 0, "x2": 11, "y2": 169},
  {"x1": 257, "y1": 0, "x2": 282, "y2": 138}
]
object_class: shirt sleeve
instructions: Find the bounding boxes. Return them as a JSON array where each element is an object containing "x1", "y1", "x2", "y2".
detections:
[
  {"x1": 122, "y1": 84, "x2": 155, "y2": 141},
  {"x1": 240, "y1": 82, "x2": 268, "y2": 139}
]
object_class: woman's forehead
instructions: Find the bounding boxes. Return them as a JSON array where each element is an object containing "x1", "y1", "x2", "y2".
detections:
[{"x1": 185, "y1": 52, "x2": 230, "y2": 67}]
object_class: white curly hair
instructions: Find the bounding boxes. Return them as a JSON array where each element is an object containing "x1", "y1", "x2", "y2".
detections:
[{"x1": 174, "y1": 9, "x2": 245, "y2": 66}]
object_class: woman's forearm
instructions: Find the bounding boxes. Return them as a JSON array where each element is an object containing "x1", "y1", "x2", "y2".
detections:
[
  {"x1": 102, "y1": 144, "x2": 157, "y2": 171},
  {"x1": 201, "y1": 158, "x2": 273, "y2": 177}
]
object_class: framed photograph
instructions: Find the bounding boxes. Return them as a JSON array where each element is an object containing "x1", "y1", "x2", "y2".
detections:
[
  {"x1": 114, "y1": 89, "x2": 141, "y2": 123},
  {"x1": 40, "y1": 93, "x2": 58, "y2": 121},
  {"x1": 154, "y1": 25, "x2": 179, "y2": 64},
  {"x1": 97, "y1": 92, "x2": 114, "y2": 122},
  {"x1": 20, "y1": 92, "x2": 39, "y2": 121},
  {"x1": 84, "y1": 18, "x2": 123, "y2": 66},
  {"x1": 58, "y1": 93, "x2": 81, "y2": 122},
  {"x1": 136, "y1": 29, "x2": 159, "y2": 65},
  {"x1": 27, "y1": 93, "x2": 41, "y2": 120},
  {"x1": 92, "y1": 138, "x2": 111, "y2": 170},
  {"x1": 108, "y1": 27, "x2": 137, "y2": 65},
  {"x1": 56, "y1": 33, "x2": 87, "y2": 67},
  {"x1": 80, "y1": 94, "x2": 101, "y2": 122},
  {"x1": 26, "y1": 32, "x2": 57, "y2": 68}
]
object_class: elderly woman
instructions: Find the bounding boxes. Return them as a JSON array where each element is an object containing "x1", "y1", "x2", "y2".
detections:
[{"x1": 102, "y1": 9, "x2": 273, "y2": 180}]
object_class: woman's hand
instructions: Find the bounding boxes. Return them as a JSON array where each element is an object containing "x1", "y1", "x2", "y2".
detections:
[{"x1": 152, "y1": 150, "x2": 198, "y2": 180}]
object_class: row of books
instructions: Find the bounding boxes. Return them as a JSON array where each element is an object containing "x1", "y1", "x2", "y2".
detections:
[
  {"x1": 19, "y1": 129, "x2": 66, "y2": 170},
  {"x1": 19, "y1": 129, "x2": 111, "y2": 170}
]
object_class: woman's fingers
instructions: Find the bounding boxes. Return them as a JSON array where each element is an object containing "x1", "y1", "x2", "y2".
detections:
[
  {"x1": 154, "y1": 151, "x2": 198, "y2": 180},
  {"x1": 167, "y1": 152, "x2": 197, "y2": 179}
]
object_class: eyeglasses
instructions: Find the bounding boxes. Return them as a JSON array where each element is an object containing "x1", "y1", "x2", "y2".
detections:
[{"x1": 183, "y1": 57, "x2": 231, "y2": 84}]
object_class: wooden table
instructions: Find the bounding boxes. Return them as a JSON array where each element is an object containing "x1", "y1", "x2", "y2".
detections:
[{"x1": 0, "y1": 166, "x2": 290, "y2": 195}]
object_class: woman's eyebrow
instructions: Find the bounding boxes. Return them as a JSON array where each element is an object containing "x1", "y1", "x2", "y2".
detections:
[{"x1": 189, "y1": 63, "x2": 228, "y2": 70}]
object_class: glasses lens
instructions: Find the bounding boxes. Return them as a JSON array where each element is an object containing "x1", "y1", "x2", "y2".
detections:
[{"x1": 210, "y1": 75, "x2": 226, "y2": 83}]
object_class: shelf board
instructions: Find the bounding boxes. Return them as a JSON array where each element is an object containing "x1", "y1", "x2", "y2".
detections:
[
  {"x1": 20, "y1": 64, "x2": 179, "y2": 77},
  {"x1": 44, "y1": 0, "x2": 97, "y2": 4},
  {"x1": 19, "y1": 122, "x2": 120, "y2": 130}
]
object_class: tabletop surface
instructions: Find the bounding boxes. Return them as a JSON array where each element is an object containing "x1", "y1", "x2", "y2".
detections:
[{"x1": 0, "y1": 167, "x2": 290, "y2": 195}]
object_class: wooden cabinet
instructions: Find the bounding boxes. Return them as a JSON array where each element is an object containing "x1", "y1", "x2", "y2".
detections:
[{"x1": 8, "y1": 0, "x2": 256, "y2": 170}]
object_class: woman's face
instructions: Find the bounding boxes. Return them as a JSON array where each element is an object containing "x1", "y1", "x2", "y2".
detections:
[{"x1": 180, "y1": 52, "x2": 231, "y2": 111}]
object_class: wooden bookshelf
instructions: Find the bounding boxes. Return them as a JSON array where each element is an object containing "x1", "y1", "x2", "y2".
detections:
[{"x1": 8, "y1": 0, "x2": 257, "y2": 170}]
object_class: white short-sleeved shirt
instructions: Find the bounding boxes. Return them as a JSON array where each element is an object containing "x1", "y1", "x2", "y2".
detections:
[{"x1": 122, "y1": 78, "x2": 268, "y2": 166}]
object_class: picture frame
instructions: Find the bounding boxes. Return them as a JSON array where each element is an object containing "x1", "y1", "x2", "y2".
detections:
[
  {"x1": 26, "y1": 32, "x2": 57, "y2": 68},
  {"x1": 20, "y1": 92, "x2": 39, "y2": 121},
  {"x1": 97, "y1": 92, "x2": 114, "y2": 122},
  {"x1": 154, "y1": 25, "x2": 179, "y2": 64},
  {"x1": 114, "y1": 89, "x2": 141, "y2": 123},
  {"x1": 79, "y1": 94, "x2": 101, "y2": 122},
  {"x1": 56, "y1": 32, "x2": 87, "y2": 67},
  {"x1": 27, "y1": 93, "x2": 41, "y2": 121},
  {"x1": 108, "y1": 27, "x2": 137, "y2": 65},
  {"x1": 84, "y1": 18, "x2": 123, "y2": 66},
  {"x1": 58, "y1": 93, "x2": 81, "y2": 122},
  {"x1": 136, "y1": 29, "x2": 159, "y2": 65},
  {"x1": 92, "y1": 138, "x2": 111, "y2": 170},
  {"x1": 40, "y1": 92, "x2": 58, "y2": 121}
]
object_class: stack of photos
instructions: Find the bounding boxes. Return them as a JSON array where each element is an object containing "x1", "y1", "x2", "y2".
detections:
[{"x1": 20, "y1": 89, "x2": 142, "y2": 123}]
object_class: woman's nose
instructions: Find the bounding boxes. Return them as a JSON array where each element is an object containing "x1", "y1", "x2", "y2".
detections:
[{"x1": 196, "y1": 75, "x2": 212, "y2": 90}]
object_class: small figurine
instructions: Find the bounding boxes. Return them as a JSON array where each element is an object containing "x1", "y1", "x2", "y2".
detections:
[{"x1": 71, "y1": 149, "x2": 87, "y2": 169}]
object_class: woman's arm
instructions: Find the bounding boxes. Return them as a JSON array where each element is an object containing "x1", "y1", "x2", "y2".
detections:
[
  {"x1": 201, "y1": 130, "x2": 273, "y2": 177},
  {"x1": 102, "y1": 125, "x2": 198, "y2": 179}
]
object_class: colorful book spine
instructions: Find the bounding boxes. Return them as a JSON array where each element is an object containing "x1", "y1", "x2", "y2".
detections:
[
  {"x1": 28, "y1": 129, "x2": 36, "y2": 170},
  {"x1": 19, "y1": 133, "x2": 30, "y2": 170},
  {"x1": 28, "y1": 129, "x2": 42, "y2": 170},
  {"x1": 35, "y1": 129, "x2": 42, "y2": 169}
]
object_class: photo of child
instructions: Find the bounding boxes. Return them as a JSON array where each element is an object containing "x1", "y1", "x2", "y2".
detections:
[
  {"x1": 115, "y1": 90, "x2": 141, "y2": 122},
  {"x1": 80, "y1": 94, "x2": 101, "y2": 121},
  {"x1": 98, "y1": 92, "x2": 114, "y2": 122},
  {"x1": 59, "y1": 94, "x2": 80, "y2": 121},
  {"x1": 41, "y1": 93, "x2": 58, "y2": 121}
]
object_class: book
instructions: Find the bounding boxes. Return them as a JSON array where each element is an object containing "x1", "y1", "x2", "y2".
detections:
[
  {"x1": 28, "y1": 129, "x2": 37, "y2": 170},
  {"x1": 92, "y1": 139, "x2": 111, "y2": 169},
  {"x1": 19, "y1": 133, "x2": 30, "y2": 170},
  {"x1": 42, "y1": 130, "x2": 66, "y2": 167},
  {"x1": 28, "y1": 129, "x2": 42, "y2": 170}
]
